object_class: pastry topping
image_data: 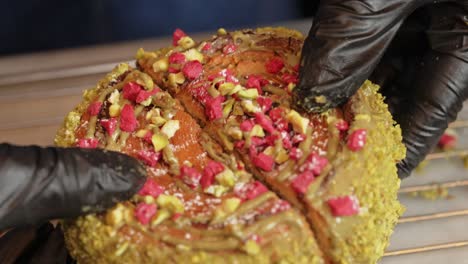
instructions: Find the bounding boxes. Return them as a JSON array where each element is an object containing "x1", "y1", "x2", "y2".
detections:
[
  {"x1": 153, "y1": 58, "x2": 169, "y2": 72},
  {"x1": 254, "y1": 112, "x2": 275, "y2": 134},
  {"x1": 291, "y1": 171, "x2": 315, "y2": 194},
  {"x1": 151, "y1": 133, "x2": 169, "y2": 151},
  {"x1": 240, "y1": 119, "x2": 255, "y2": 132},
  {"x1": 252, "y1": 152, "x2": 274, "y2": 172},
  {"x1": 77, "y1": 138, "x2": 99, "y2": 148},
  {"x1": 250, "y1": 125, "x2": 265, "y2": 138},
  {"x1": 168, "y1": 72, "x2": 186, "y2": 87},
  {"x1": 178, "y1": 36, "x2": 196, "y2": 49},
  {"x1": 289, "y1": 147, "x2": 303, "y2": 160},
  {"x1": 335, "y1": 120, "x2": 349, "y2": 131},
  {"x1": 265, "y1": 57, "x2": 284, "y2": 74},
  {"x1": 135, "y1": 88, "x2": 158, "y2": 104},
  {"x1": 201, "y1": 42, "x2": 212, "y2": 51},
  {"x1": 123, "y1": 82, "x2": 142, "y2": 101},
  {"x1": 205, "y1": 96, "x2": 224, "y2": 121},
  {"x1": 168, "y1": 52, "x2": 186, "y2": 64},
  {"x1": 120, "y1": 104, "x2": 138, "y2": 132},
  {"x1": 135, "y1": 203, "x2": 157, "y2": 225},
  {"x1": 109, "y1": 104, "x2": 121, "y2": 117},
  {"x1": 180, "y1": 165, "x2": 203, "y2": 188},
  {"x1": 160, "y1": 120, "x2": 180, "y2": 139},
  {"x1": 271, "y1": 200, "x2": 291, "y2": 213},
  {"x1": 182, "y1": 60, "x2": 203, "y2": 80},
  {"x1": 246, "y1": 75, "x2": 268, "y2": 93},
  {"x1": 281, "y1": 73, "x2": 298, "y2": 84},
  {"x1": 327, "y1": 195, "x2": 360, "y2": 217},
  {"x1": 151, "y1": 209, "x2": 171, "y2": 226},
  {"x1": 204, "y1": 185, "x2": 229, "y2": 197},
  {"x1": 300, "y1": 152, "x2": 328, "y2": 175},
  {"x1": 269, "y1": 107, "x2": 283, "y2": 122},
  {"x1": 172, "y1": 28, "x2": 187, "y2": 46},
  {"x1": 347, "y1": 129, "x2": 367, "y2": 151},
  {"x1": 219, "y1": 83, "x2": 242, "y2": 96},
  {"x1": 138, "y1": 178, "x2": 164, "y2": 198},
  {"x1": 235, "y1": 181, "x2": 268, "y2": 200},
  {"x1": 286, "y1": 110, "x2": 309, "y2": 134},
  {"x1": 184, "y1": 48, "x2": 204, "y2": 63},
  {"x1": 215, "y1": 168, "x2": 236, "y2": 187},
  {"x1": 99, "y1": 118, "x2": 117, "y2": 135},
  {"x1": 291, "y1": 133, "x2": 305, "y2": 144},
  {"x1": 156, "y1": 194, "x2": 185, "y2": 214},
  {"x1": 137, "y1": 149, "x2": 162, "y2": 167},
  {"x1": 201, "y1": 160, "x2": 225, "y2": 188},
  {"x1": 237, "y1": 88, "x2": 259, "y2": 100},
  {"x1": 438, "y1": 131, "x2": 457, "y2": 150},
  {"x1": 222, "y1": 43, "x2": 237, "y2": 54},
  {"x1": 257, "y1": 97, "x2": 272, "y2": 112},
  {"x1": 87, "y1": 101, "x2": 102, "y2": 116},
  {"x1": 243, "y1": 239, "x2": 260, "y2": 255}
]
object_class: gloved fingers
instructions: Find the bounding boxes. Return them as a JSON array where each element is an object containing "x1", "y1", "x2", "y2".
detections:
[
  {"x1": 0, "y1": 145, "x2": 146, "y2": 231},
  {"x1": 293, "y1": 0, "x2": 416, "y2": 113},
  {"x1": 393, "y1": 4, "x2": 468, "y2": 178}
]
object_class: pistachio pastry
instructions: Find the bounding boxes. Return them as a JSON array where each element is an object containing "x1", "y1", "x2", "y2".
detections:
[{"x1": 56, "y1": 27, "x2": 405, "y2": 264}]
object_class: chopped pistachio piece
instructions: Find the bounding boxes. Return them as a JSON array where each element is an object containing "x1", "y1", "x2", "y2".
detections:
[
  {"x1": 109, "y1": 104, "x2": 121, "y2": 117},
  {"x1": 217, "y1": 28, "x2": 227, "y2": 35},
  {"x1": 222, "y1": 98, "x2": 235, "y2": 118},
  {"x1": 204, "y1": 185, "x2": 229, "y2": 197},
  {"x1": 151, "y1": 116, "x2": 167, "y2": 127},
  {"x1": 168, "y1": 72, "x2": 186, "y2": 87},
  {"x1": 136, "y1": 129, "x2": 149, "y2": 138},
  {"x1": 215, "y1": 169, "x2": 236, "y2": 187},
  {"x1": 160, "y1": 120, "x2": 180, "y2": 139},
  {"x1": 105, "y1": 204, "x2": 126, "y2": 227},
  {"x1": 287, "y1": 83, "x2": 296, "y2": 92},
  {"x1": 286, "y1": 110, "x2": 309, "y2": 134},
  {"x1": 263, "y1": 146, "x2": 274, "y2": 156},
  {"x1": 355, "y1": 114, "x2": 371, "y2": 122},
  {"x1": 250, "y1": 124, "x2": 265, "y2": 138},
  {"x1": 275, "y1": 148, "x2": 289, "y2": 164},
  {"x1": 226, "y1": 126, "x2": 243, "y2": 140},
  {"x1": 140, "y1": 97, "x2": 152, "y2": 106},
  {"x1": 243, "y1": 240, "x2": 260, "y2": 255},
  {"x1": 219, "y1": 83, "x2": 242, "y2": 96},
  {"x1": 222, "y1": 197, "x2": 241, "y2": 213},
  {"x1": 156, "y1": 195, "x2": 184, "y2": 213},
  {"x1": 152, "y1": 58, "x2": 169, "y2": 72},
  {"x1": 108, "y1": 90, "x2": 120, "y2": 104},
  {"x1": 178, "y1": 36, "x2": 195, "y2": 49},
  {"x1": 152, "y1": 133, "x2": 169, "y2": 151},
  {"x1": 151, "y1": 209, "x2": 171, "y2": 227},
  {"x1": 241, "y1": 100, "x2": 261, "y2": 113},
  {"x1": 183, "y1": 48, "x2": 204, "y2": 63},
  {"x1": 207, "y1": 84, "x2": 220, "y2": 97},
  {"x1": 237, "y1": 88, "x2": 259, "y2": 100}
]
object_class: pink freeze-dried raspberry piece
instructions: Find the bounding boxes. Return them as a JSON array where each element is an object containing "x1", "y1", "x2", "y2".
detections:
[
  {"x1": 235, "y1": 181, "x2": 268, "y2": 200},
  {"x1": 201, "y1": 42, "x2": 212, "y2": 51},
  {"x1": 135, "y1": 88, "x2": 158, "y2": 104},
  {"x1": 289, "y1": 147, "x2": 303, "y2": 160},
  {"x1": 205, "y1": 95, "x2": 224, "y2": 121},
  {"x1": 254, "y1": 112, "x2": 275, "y2": 134},
  {"x1": 135, "y1": 203, "x2": 157, "y2": 225},
  {"x1": 335, "y1": 120, "x2": 349, "y2": 131},
  {"x1": 138, "y1": 178, "x2": 164, "y2": 198},
  {"x1": 120, "y1": 104, "x2": 138, "y2": 132},
  {"x1": 252, "y1": 152, "x2": 274, "y2": 172},
  {"x1": 201, "y1": 160, "x2": 225, "y2": 188},
  {"x1": 265, "y1": 57, "x2": 284, "y2": 74},
  {"x1": 347, "y1": 129, "x2": 367, "y2": 151},
  {"x1": 222, "y1": 43, "x2": 237, "y2": 54},
  {"x1": 268, "y1": 107, "x2": 283, "y2": 122},
  {"x1": 300, "y1": 152, "x2": 328, "y2": 175},
  {"x1": 281, "y1": 73, "x2": 298, "y2": 84},
  {"x1": 438, "y1": 133, "x2": 457, "y2": 150},
  {"x1": 327, "y1": 195, "x2": 360, "y2": 216},
  {"x1": 182, "y1": 60, "x2": 203, "y2": 80},
  {"x1": 77, "y1": 138, "x2": 99, "y2": 148},
  {"x1": 257, "y1": 97, "x2": 272, "y2": 112},
  {"x1": 180, "y1": 165, "x2": 202, "y2": 189},
  {"x1": 172, "y1": 28, "x2": 187, "y2": 46},
  {"x1": 291, "y1": 171, "x2": 315, "y2": 194},
  {"x1": 99, "y1": 118, "x2": 117, "y2": 135},
  {"x1": 169, "y1": 52, "x2": 186, "y2": 64},
  {"x1": 137, "y1": 149, "x2": 161, "y2": 167},
  {"x1": 87, "y1": 101, "x2": 102, "y2": 116},
  {"x1": 240, "y1": 119, "x2": 255, "y2": 132},
  {"x1": 123, "y1": 82, "x2": 143, "y2": 101}
]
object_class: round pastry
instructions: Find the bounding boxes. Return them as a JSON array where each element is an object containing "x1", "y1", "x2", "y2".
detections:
[{"x1": 56, "y1": 27, "x2": 405, "y2": 263}]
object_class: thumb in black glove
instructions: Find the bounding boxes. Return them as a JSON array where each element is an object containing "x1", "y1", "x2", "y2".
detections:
[
  {"x1": 293, "y1": 0, "x2": 468, "y2": 178},
  {"x1": 0, "y1": 143, "x2": 146, "y2": 231}
]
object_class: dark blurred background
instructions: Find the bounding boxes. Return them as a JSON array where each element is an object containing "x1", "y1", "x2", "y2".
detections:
[{"x1": 1, "y1": 0, "x2": 318, "y2": 56}]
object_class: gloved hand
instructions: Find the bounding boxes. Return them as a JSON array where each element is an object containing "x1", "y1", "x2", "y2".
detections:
[
  {"x1": 0, "y1": 143, "x2": 146, "y2": 231},
  {"x1": 293, "y1": 0, "x2": 468, "y2": 178}
]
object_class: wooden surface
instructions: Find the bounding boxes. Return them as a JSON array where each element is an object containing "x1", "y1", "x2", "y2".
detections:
[{"x1": 0, "y1": 20, "x2": 467, "y2": 263}]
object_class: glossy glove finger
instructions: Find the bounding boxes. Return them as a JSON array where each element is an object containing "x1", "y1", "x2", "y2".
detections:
[
  {"x1": 293, "y1": 0, "x2": 417, "y2": 113},
  {"x1": 0, "y1": 144, "x2": 146, "y2": 231}
]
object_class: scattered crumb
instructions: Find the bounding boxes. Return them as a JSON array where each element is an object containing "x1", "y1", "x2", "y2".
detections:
[{"x1": 408, "y1": 185, "x2": 452, "y2": 200}]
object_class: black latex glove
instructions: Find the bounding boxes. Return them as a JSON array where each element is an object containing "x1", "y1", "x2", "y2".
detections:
[
  {"x1": 293, "y1": 0, "x2": 468, "y2": 178},
  {"x1": 0, "y1": 143, "x2": 146, "y2": 231}
]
